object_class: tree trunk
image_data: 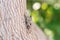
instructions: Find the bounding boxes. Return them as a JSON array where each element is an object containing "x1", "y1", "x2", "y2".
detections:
[{"x1": 0, "y1": 0, "x2": 48, "y2": 40}]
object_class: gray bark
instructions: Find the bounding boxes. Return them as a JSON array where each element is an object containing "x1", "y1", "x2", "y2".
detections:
[{"x1": 0, "y1": 0, "x2": 48, "y2": 40}]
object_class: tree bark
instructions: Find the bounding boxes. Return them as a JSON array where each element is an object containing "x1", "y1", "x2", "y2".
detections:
[{"x1": 0, "y1": 0, "x2": 48, "y2": 40}]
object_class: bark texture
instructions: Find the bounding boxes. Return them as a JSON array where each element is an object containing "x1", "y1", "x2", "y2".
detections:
[{"x1": 0, "y1": 0, "x2": 47, "y2": 40}]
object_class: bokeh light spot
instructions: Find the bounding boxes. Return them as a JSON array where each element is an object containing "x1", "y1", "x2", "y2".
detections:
[
  {"x1": 32, "y1": 2, "x2": 41, "y2": 10},
  {"x1": 41, "y1": 3, "x2": 48, "y2": 10}
]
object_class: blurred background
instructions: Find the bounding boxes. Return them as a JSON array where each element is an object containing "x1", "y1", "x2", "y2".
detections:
[{"x1": 27, "y1": 0, "x2": 60, "y2": 40}]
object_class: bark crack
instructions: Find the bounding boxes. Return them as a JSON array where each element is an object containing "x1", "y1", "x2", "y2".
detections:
[{"x1": 0, "y1": 36, "x2": 3, "y2": 40}]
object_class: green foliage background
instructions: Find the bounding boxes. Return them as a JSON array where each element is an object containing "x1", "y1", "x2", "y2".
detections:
[{"x1": 27, "y1": 0, "x2": 60, "y2": 40}]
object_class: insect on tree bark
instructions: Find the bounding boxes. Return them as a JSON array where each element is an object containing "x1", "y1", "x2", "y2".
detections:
[{"x1": 0, "y1": 0, "x2": 48, "y2": 40}]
